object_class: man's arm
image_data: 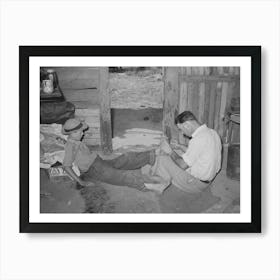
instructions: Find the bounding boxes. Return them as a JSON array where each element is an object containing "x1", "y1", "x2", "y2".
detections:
[
  {"x1": 159, "y1": 138, "x2": 189, "y2": 170},
  {"x1": 64, "y1": 166, "x2": 95, "y2": 187},
  {"x1": 170, "y1": 142, "x2": 187, "y2": 153},
  {"x1": 169, "y1": 150, "x2": 189, "y2": 170}
]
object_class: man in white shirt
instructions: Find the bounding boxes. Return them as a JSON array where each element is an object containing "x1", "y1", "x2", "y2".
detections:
[{"x1": 151, "y1": 111, "x2": 222, "y2": 193}]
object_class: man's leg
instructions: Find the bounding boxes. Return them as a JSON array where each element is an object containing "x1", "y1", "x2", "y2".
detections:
[
  {"x1": 152, "y1": 155, "x2": 206, "y2": 193},
  {"x1": 85, "y1": 156, "x2": 146, "y2": 190},
  {"x1": 104, "y1": 150, "x2": 156, "y2": 170}
]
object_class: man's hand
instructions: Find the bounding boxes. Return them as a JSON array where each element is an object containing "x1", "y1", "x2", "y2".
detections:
[{"x1": 79, "y1": 180, "x2": 95, "y2": 187}]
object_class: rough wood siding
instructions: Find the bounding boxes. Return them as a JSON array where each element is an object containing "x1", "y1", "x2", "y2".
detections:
[
  {"x1": 99, "y1": 67, "x2": 113, "y2": 154},
  {"x1": 54, "y1": 67, "x2": 99, "y2": 89},
  {"x1": 75, "y1": 108, "x2": 101, "y2": 146},
  {"x1": 54, "y1": 67, "x2": 102, "y2": 146},
  {"x1": 163, "y1": 67, "x2": 179, "y2": 143},
  {"x1": 178, "y1": 67, "x2": 240, "y2": 142}
]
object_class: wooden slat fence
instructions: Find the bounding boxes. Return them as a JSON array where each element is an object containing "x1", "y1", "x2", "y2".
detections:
[{"x1": 163, "y1": 67, "x2": 240, "y2": 144}]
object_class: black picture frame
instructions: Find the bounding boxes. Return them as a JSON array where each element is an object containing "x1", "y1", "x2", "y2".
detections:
[{"x1": 20, "y1": 46, "x2": 261, "y2": 233}]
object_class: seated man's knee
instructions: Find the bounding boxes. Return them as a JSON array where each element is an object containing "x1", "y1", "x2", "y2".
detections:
[{"x1": 156, "y1": 154, "x2": 173, "y2": 164}]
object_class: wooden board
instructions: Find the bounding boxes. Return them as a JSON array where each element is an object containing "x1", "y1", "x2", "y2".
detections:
[
  {"x1": 208, "y1": 81, "x2": 217, "y2": 129},
  {"x1": 163, "y1": 67, "x2": 179, "y2": 142},
  {"x1": 99, "y1": 67, "x2": 113, "y2": 154},
  {"x1": 62, "y1": 89, "x2": 99, "y2": 104},
  {"x1": 179, "y1": 68, "x2": 188, "y2": 113},
  {"x1": 54, "y1": 67, "x2": 99, "y2": 89},
  {"x1": 214, "y1": 82, "x2": 222, "y2": 131},
  {"x1": 83, "y1": 138, "x2": 101, "y2": 146},
  {"x1": 198, "y1": 82, "x2": 205, "y2": 123},
  {"x1": 203, "y1": 81, "x2": 211, "y2": 126},
  {"x1": 75, "y1": 108, "x2": 100, "y2": 116},
  {"x1": 192, "y1": 81, "x2": 200, "y2": 119}
]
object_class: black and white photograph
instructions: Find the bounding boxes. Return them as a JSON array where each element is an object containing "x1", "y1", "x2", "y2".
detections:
[
  {"x1": 3, "y1": 0, "x2": 280, "y2": 279},
  {"x1": 20, "y1": 46, "x2": 260, "y2": 232},
  {"x1": 39, "y1": 66, "x2": 240, "y2": 214}
]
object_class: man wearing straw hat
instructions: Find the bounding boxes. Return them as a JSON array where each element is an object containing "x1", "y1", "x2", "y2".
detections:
[{"x1": 62, "y1": 118, "x2": 169, "y2": 191}]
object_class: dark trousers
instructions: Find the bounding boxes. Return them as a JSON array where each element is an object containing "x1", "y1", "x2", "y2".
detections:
[{"x1": 84, "y1": 151, "x2": 155, "y2": 190}]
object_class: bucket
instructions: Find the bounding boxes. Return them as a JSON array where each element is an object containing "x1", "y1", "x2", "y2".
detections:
[{"x1": 226, "y1": 144, "x2": 240, "y2": 180}]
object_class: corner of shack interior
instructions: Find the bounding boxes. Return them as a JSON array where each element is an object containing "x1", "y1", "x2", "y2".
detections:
[{"x1": 39, "y1": 66, "x2": 241, "y2": 214}]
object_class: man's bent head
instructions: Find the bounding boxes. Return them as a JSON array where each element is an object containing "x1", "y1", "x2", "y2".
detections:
[{"x1": 175, "y1": 111, "x2": 200, "y2": 137}]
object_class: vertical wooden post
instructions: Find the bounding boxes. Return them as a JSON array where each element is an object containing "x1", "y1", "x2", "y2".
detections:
[
  {"x1": 214, "y1": 81, "x2": 222, "y2": 131},
  {"x1": 179, "y1": 68, "x2": 188, "y2": 113},
  {"x1": 204, "y1": 81, "x2": 211, "y2": 126},
  {"x1": 178, "y1": 68, "x2": 188, "y2": 144},
  {"x1": 163, "y1": 67, "x2": 179, "y2": 143},
  {"x1": 198, "y1": 82, "x2": 205, "y2": 123},
  {"x1": 99, "y1": 67, "x2": 112, "y2": 154},
  {"x1": 219, "y1": 81, "x2": 229, "y2": 138},
  {"x1": 208, "y1": 81, "x2": 217, "y2": 129}
]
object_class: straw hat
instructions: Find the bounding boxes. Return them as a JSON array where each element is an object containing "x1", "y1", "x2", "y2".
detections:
[{"x1": 62, "y1": 118, "x2": 88, "y2": 135}]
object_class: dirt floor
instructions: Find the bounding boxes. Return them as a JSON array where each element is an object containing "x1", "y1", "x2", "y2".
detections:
[
  {"x1": 40, "y1": 167, "x2": 239, "y2": 214},
  {"x1": 40, "y1": 69, "x2": 240, "y2": 214}
]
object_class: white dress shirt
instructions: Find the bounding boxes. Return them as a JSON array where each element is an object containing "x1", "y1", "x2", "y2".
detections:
[{"x1": 182, "y1": 124, "x2": 222, "y2": 181}]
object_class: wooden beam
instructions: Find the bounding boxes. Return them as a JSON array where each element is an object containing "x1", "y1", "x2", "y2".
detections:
[
  {"x1": 55, "y1": 67, "x2": 99, "y2": 89},
  {"x1": 163, "y1": 67, "x2": 179, "y2": 143},
  {"x1": 203, "y1": 81, "x2": 211, "y2": 126},
  {"x1": 219, "y1": 82, "x2": 229, "y2": 139},
  {"x1": 99, "y1": 67, "x2": 112, "y2": 154},
  {"x1": 179, "y1": 75, "x2": 239, "y2": 82},
  {"x1": 179, "y1": 68, "x2": 188, "y2": 113},
  {"x1": 178, "y1": 68, "x2": 187, "y2": 144},
  {"x1": 208, "y1": 81, "x2": 217, "y2": 129},
  {"x1": 198, "y1": 82, "x2": 205, "y2": 123},
  {"x1": 214, "y1": 82, "x2": 222, "y2": 131}
]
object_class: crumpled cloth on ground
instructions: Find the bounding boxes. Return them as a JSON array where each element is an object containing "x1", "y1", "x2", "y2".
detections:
[
  {"x1": 40, "y1": 124, "x2": 80, "y2": 176},
  {"x1": 40, "y1": 124, "x2": 68, "y2": 154}
]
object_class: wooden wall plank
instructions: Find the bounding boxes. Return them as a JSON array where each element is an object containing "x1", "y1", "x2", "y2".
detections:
[
  {"x1": 179, "y1": 68, "x2": 188, "y2": 113},
  {"x1": 203, "y1": 81, "x2": 211, "y2": 126},
  {"x1": 83, "y1": 138, "x2": 101, "y2": 146},
  {"x1": 198, "y1": 67, "x2": 204, "y2": 75},
  {"x1": 198, "y1": 82, "x2": 205, "y2": 123},
  {"x1": 192, "y1": 81, "x2": 200, "y2": 119},
  {"x1": 182, "y1": 75, "x2": 239, "y2": 82},
  {"x1": 173, "y1": 67, "x2": 239, "y2": 142},
  {"x1": 75, "y1": 108, "x2": 100, "y2": 116},
  {"x1": 225, "y1": 81, "x2": 235, "y2": 113},
  {"x1": 163, "y1": 67, "x2": 179, "y2": 142},
  {"x1": 54, "y1": 67, "x2": 99, "y2": 89},
  {"x1": 208, "y1": 81, "x2": 217, "y2": 128},
  {"x1": 214, "y1": 82, "x2": 222, "y2": 131},
  {"x1": 187, "y1": 82, "x2": 194, "y2": 111},
  {"x1": 62, "y1": 89, "x2": 99, "y2": 104},
  {"x1": 219, "y1": 82, "x2": 229, "y2": 138},
  {"x1": 99, "y1": 67, "x2": 112, "y2": 154},
  {"x1": 204, "y1": 67, "x2": 211, "y2": 75}
]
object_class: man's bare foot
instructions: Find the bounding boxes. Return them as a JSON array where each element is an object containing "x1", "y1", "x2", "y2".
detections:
[{"x1": 144, "y1": 180, "x2": 171, "y2": 195}]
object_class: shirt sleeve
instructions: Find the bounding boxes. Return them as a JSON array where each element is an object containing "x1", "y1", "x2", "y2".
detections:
[
  {"x1": 182, "y1": 138, "x2": 204, "y2": 167},
  {"x1": 63, "y1": 143, "x2": 75, "y2": 167}
]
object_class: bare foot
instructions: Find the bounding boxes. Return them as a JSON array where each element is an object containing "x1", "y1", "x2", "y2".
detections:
[{"x1": 144, "y1": 180, "x2": 171, "y2": 195}]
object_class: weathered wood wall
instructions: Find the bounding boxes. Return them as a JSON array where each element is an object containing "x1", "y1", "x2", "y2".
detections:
[
  {"x1": 53, "y1": 67, "x2": 102, "y2": 147},
  {"x1": 162, "y1": 67, "x2": 180, "y2": 142},
  {"x1": 163, "y1": 67, "x2": 240, "y2": 144},
  {"x1": 99, "y1": 67, "x2": 113, "y2": 153}
]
